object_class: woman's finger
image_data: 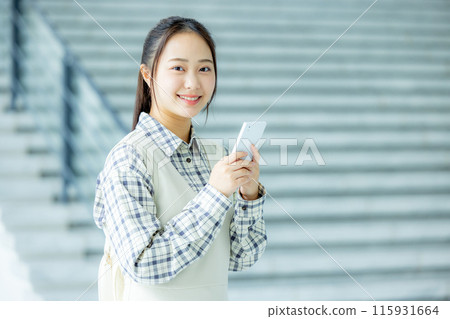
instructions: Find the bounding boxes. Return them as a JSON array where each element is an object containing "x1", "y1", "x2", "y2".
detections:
[
  {"x1": 234, "y1": 159, "x2": 253, "y2": 166},
  {"x1": 226, "y1": 151, "x2": 248, "y2": 165},
  {"x1": 251, "y1": 144, "x2": 260, "y2": 164},
  {"x1": 228, "y1": 160, "x2": 253, "y2": 173}
]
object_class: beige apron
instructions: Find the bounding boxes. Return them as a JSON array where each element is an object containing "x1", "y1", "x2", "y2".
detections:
[{"x1": 98, "y1": 140, "x2": 235, "y2": 300}]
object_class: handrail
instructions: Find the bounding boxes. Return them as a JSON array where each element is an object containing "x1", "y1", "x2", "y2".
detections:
[
  {"x1": 10, "y1": 0, "x2": 21, "y2": 112},
  {"x1": 26, "y1": 0, "x2": 128, "y2": 134},
  {"x1": 10, "y1": 0, "x2": 128, "y2": 206}
]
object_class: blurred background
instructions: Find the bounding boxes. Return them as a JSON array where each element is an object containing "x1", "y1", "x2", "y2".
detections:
[{"x1": 1, "y1": 0, "x2": 450, "y2": 301}]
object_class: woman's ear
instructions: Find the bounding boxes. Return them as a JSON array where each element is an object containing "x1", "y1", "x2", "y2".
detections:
[{"x1": 140, "y1": 64, "x2": 152, "y2": 88}]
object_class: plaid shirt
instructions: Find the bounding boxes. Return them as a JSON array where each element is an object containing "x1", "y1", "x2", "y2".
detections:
[{"x1": 93, "y1": 112, "x2": 267, "y2": 284}]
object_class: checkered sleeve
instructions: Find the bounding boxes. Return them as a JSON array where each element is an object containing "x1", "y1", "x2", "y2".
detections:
[
  {"x1": 98, "y1": 144, "x2": 233, "y2": 284},
  {"x1": 228, "y1": 182, "x2": 268, "y2": 271}
]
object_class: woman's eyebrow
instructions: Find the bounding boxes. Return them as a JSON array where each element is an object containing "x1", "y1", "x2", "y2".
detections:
[{"x1": 168, "y1": 58, "x2": 213, "y2": 64}]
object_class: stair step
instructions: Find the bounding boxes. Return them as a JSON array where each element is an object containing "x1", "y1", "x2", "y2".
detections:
[
  {"x1": 53, "y1": 29, "x2": 450, "y2": 51},
  {"x1": 37, "y1": 0, "x2": 450, "y2": 10},
  {"x1": 1, "y1": 204, "x2": 68, "y2": 230},
  {"x1": 267, "y1": 218, "x2": 450, "y2": 247},
  {"x1": 263, "y1": 193, "x2": 450, "y2": 220},
  {"x1": 41, "y1": 7, "x2": 450, "y2": 29},
  {"x1": 230, "y1": 243, "x2": 450, "y2": 279},
  {"x1": 0, "y1": 154, "x2": 61, "y2": 177},
  {"x1": 0, "y1": 74, "x2": 9, "y2": 90},
  {"x1": 0, "y1": 202, "x2": 89, "y2": 230},
  {"x1": 0, "y1": 177, "x2": 61, "y2": 201},
  {"x1": 229, "y1": 270, "x2": 450, "y2": 300},
  {"x1": 0, "y1": 132, "x2": 54, "y2": 153},
  {"x1": 13, "y1": 230, "x2": 86, "y2": 259},
  {"x1": 0, "y1": 111, "x2": 43, "y2": 133},
  {"x1": 262, "y1": 171, "x2": 450, "y2": 196},
  {"x1": 203, "y1": 112, "x2": 450, "y2": 130},
  {"x1": 28, "y1": 257, "x2": 99, "y2": 290},
  {"x1": 258, "y1": 150, "x2": 450, "y2": 172}
]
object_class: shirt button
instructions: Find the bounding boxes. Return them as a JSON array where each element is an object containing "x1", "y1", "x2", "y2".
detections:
[
  {"x1": 242, "y1": 206, "x2": 247, "y2": 211},
  {"x1": 186, "y1": 157, "x2": 191, "y2": 163}
]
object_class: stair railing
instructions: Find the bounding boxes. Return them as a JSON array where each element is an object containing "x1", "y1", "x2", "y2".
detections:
[{"x1": 10, "y1": 0, "x2": 128, "y2": 209}]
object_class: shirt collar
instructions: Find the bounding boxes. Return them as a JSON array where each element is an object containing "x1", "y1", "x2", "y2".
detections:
[{"x1": 135, "y1": 112, "x2": 199, "y2": 157}]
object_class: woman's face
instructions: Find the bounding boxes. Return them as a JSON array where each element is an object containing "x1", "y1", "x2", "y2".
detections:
[{"x1": 148, "y1": 32, "x2": 216, "y2": 120}]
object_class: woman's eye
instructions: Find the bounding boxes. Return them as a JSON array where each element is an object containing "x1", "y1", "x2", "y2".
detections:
[{"x1": 172, "y1": 66, "x2": 211, "y2": 72}]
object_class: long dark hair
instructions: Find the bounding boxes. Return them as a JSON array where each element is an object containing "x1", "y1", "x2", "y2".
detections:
[{"x1": 132, "y1": 16, "x2": 218, "y2": 131}]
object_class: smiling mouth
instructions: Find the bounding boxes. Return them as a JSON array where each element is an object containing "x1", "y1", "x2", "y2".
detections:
[{"x1": 177, "y1": 95, "x2": 201, "y2": 101}]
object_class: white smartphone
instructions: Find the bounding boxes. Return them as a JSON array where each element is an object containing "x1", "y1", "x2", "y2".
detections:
[{"x1": 231, "y1": 121, "x2": 267, "y2": 161}]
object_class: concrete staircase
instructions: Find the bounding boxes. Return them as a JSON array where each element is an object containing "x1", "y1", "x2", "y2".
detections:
[
  {"x1": 0, "y1": 109, "x2": 102, "y2": 300},
  {"x1": 0, "y1": 0, "x2": 100, "y2": 300},
  {"x1": 2, "y1": 0, "x2": 450, "y2": 300}
]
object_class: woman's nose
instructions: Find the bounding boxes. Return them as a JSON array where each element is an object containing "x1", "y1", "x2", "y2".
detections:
[{"x1": 184, "y1": 72, "x2": 200, "y2": 89}]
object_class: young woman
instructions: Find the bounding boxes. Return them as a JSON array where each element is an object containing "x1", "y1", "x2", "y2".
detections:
[{"x1": 93, "y1": 16, "x2": 267, "y2": 301}]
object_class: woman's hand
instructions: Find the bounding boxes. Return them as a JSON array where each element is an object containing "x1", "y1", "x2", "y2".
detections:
[
  {"x1": 208, "y1": 150, "x2": 255, "y2": 198},
  {"x1": 238, "y1": 144, "x2": 260, "y2": 200}
]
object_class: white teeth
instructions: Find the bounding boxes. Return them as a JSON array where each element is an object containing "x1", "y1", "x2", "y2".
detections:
[{"x1": 179, "y1": 95, "x2": 200, "y2": 101}]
